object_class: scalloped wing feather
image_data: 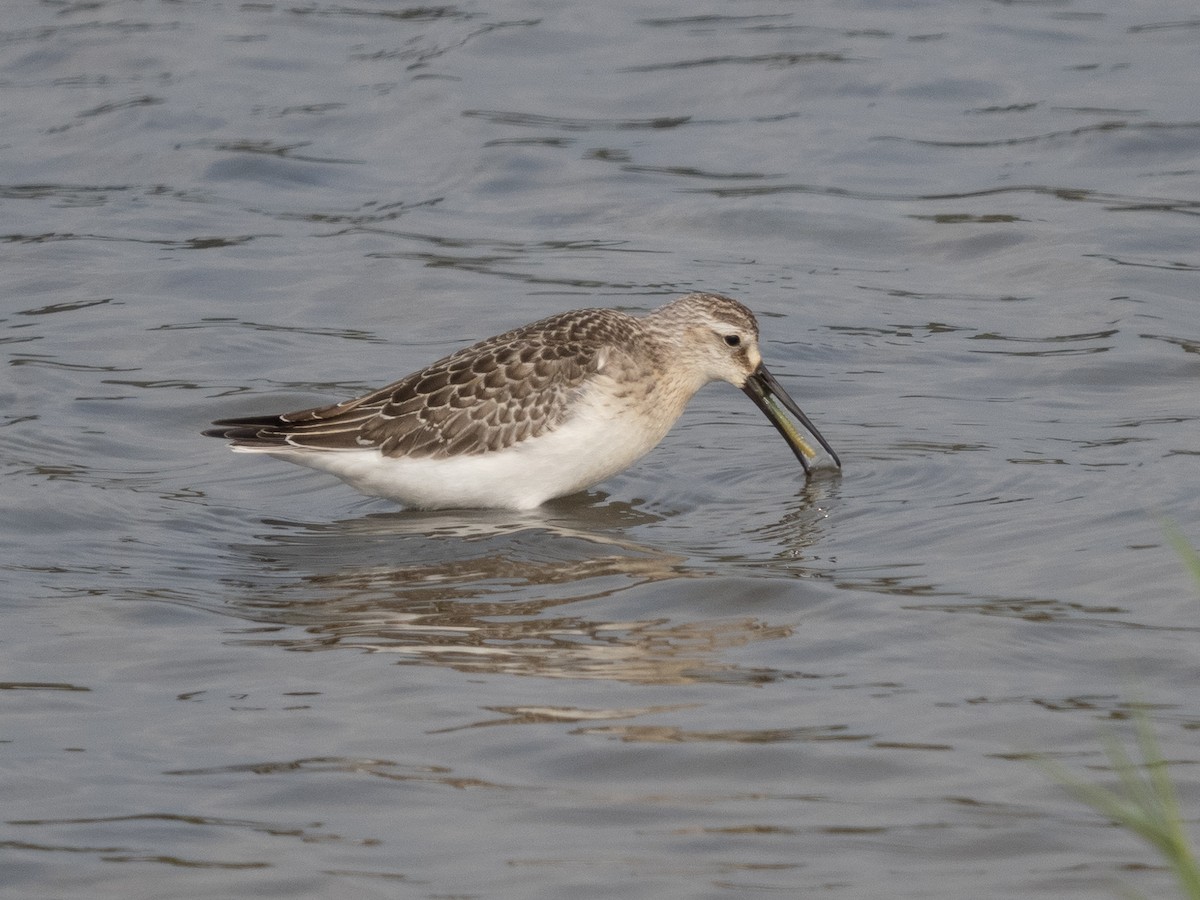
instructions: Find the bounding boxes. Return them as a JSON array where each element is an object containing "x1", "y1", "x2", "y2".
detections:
[{"x1": 206, "y1": 309, "x2": 639, "y2": 460}]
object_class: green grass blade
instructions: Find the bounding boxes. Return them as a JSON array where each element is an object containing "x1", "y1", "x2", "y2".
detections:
[{"x1": 1037, "y1": 709, "x2": 1200, "y2": 898}]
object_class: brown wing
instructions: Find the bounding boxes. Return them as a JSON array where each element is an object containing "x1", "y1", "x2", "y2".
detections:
[{"x1": 204, "y1": 308, "x2": 638, "y2": 459}]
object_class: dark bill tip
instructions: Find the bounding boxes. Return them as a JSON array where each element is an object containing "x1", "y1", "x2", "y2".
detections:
[{"x1": 741, "y1": 364, "x2": 841, "y2": 474}]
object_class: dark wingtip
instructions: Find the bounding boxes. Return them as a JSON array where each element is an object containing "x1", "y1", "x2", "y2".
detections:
[{"x1": 202, "y1": 416, "x2": 289, "y2": 444}]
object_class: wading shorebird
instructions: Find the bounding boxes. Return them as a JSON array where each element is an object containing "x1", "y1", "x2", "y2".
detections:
[{"x1": 204, "y1": 293, "x2": 840, "y2": 509}]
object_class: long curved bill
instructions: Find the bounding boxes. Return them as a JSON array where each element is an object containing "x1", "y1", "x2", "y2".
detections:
[{"x1": 741, "y1": 364, "x2": 841, "y2": 474}]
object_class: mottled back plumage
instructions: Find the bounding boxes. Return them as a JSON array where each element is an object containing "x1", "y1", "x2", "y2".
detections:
[
  {"x1": 205, "y1": 293, "x2": 839, "y2": 510},
  {"x1": 207, "y1": 305, "x2": 652, "y2": 458}
]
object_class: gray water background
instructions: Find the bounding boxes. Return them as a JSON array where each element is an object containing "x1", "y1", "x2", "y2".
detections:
[{"x1": 3, "y1": 1, "x2": 1199, "y2": 897}]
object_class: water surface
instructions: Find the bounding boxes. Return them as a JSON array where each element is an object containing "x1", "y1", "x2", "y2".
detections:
[{"x1": 3, "y1": 1, "x2": 1199, "y2": 897}]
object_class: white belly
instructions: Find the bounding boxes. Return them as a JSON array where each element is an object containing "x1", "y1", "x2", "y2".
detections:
[{"x1": 240, "y1": 390, "x2": 677, "y2": 510}]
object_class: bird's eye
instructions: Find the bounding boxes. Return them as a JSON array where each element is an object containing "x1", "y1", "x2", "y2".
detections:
[{"x1": 724, "y1": 334, "x2": 741, "y2": 347}]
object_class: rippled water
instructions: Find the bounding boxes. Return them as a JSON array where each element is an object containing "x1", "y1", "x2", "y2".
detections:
[{"x1": 3, "y1": 1, "x2": 1199, "y2": 897}]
